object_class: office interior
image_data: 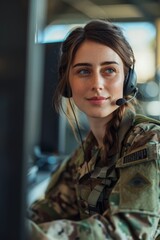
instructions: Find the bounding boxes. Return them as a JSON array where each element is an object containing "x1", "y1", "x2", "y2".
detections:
[{"x1": 0, "y1": 0, "x2": 160, "y2": 239}]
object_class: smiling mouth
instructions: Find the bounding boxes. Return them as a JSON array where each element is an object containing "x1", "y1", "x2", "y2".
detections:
[
  {"x1": 86, "y1": 96, "x2": 108, "y2": 105},
  {"x1": 87, "y1": 96, "x2": 107, "y2": 100}
]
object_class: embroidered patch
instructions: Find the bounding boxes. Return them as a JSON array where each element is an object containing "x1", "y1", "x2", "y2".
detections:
[
  {"x1": 116, "y1": 143, "x2": 159, "y2": 168},
  {"x1": 123, "y1": 148, "x2": 147, "y2": 164}
]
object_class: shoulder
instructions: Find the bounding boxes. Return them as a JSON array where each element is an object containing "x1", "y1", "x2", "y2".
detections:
[
  {"x1": 132, "y1": 117, "x2": 160, "y2": 137},
  {"x1": 117, "y1": 119, "x2": 160, "y2": 169},
  {"x1": 122, "y1": 116, "x2": 160, "y2": 155},
  {"x1": 133, "y1": 114, "x2": 160, "y2": 134},
  {"x1": 132, "y1": 121, "x2": 160, "y2": 137}
]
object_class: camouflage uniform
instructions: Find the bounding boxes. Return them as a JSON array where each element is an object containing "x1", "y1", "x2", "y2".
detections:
[{"x1": 28, "y1": 110, "x2": 160, "y2": 239}]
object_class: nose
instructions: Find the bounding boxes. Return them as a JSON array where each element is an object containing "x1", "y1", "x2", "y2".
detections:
[{"x1": 91, "y1": 72, "x2": 104, "y2": 91}]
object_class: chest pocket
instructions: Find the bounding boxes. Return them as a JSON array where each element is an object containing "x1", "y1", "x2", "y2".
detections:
[{"x1": 116, "y1": 143, "x2": 160, "y2": 214}]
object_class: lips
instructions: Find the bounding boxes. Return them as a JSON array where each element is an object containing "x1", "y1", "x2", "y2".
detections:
[
  {"x1": 86, "y1": 96, "x2": 108, "y2": 105},
  {"x1": 87, "y1": 96, "x2": 107, "y2": 100}
]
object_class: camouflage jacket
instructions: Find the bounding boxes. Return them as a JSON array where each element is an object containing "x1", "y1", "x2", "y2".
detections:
[{"x1": 28, "y1": 111, "x2": 160, "y2": 240}]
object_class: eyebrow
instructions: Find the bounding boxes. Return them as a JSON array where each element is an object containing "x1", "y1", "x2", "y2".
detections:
[{"x1": 72, "y1": 61, "x2": 119, "y2": 68}]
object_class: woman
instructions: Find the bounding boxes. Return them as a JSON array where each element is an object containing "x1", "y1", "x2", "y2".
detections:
[{"x1": 28, "y1": 19, "x2": 160, "y2": 239}]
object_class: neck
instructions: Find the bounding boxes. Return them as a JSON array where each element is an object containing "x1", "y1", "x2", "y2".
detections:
[{"x1": 87, "y1": 114, "x2": 113, "y2": 147}]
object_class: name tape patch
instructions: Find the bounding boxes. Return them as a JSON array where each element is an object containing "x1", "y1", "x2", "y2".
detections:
[{"x1": 123, "y1": 148, "x2": 148, "y2": 164}]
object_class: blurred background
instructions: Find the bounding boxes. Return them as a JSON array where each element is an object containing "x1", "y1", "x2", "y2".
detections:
[{"x1": 0, "y1": 0, "x2": 160, "y2": 239}]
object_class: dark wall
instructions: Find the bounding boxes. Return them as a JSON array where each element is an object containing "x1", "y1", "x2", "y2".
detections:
[
  {"x1": 0, "y1": 1, "x2": 29, "y2": 239},
  {"x1": 40, "y1": 42, "x2": 61, "y2": 153}
]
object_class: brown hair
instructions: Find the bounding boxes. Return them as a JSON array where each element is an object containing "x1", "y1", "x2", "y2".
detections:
[{"x1": 54, "y1": 19, "x2": 136, "y2": 160}]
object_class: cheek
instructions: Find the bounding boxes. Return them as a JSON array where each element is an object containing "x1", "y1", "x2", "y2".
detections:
[
  {"x1": 109, "y1": 80, "x2": 124, "y2": 98},
  {"x1": 70, "y1": 81, "x2": 85, "y2": 96},
  {"x1": 71, "y1": 85, "x2": 80, "y2": 97},
  {"x1": 71, "y1": 83, "x2": 85, "y2": 107},
  {"x1": 72, "y1": 89, "x2": 84, "y2": 104}
]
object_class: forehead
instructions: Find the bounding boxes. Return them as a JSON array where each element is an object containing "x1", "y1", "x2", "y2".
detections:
[{"x1": 71, "y1": 40, "x2": 123, "y2": 65}]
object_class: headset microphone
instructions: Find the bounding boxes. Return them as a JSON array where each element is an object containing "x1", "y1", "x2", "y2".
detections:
[
  {"x1": 116, "y1": 87, "x2": 138, "y2": 106},
  {"x1": 116, "y1": 98, "x2": 127, "y2": 106}
]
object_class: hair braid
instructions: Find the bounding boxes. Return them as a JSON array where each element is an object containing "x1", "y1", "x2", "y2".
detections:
[{"x1": 102, "y1": 106, "x2": 125, "y2": 164}]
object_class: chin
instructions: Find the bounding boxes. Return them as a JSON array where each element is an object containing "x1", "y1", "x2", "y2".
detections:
[
  {"x1": 86, "y1": 112, "x2": 112, "y2": 119},
  {"x1": 85, "y1": 108, "x2": 118, "y2": 119}
]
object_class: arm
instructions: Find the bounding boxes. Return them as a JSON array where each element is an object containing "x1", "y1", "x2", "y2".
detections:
[
  {"x1": 28, "y1": 123, "x2": 160, "y2": 239},
  {"x1": 28, "y1": 153, "x2": 81, "y2": 223},
  {"x1": 106, "y1": 122, "x2": 160, "y2": 239}
]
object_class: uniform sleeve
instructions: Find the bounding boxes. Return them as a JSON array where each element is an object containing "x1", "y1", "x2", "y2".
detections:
[
  {"x1": 106, "y1": 122, "x2": 160, "y2": 239},
  {"x1": 28, "y1": 153, "x2": 81, "y2": 223},
  {"x1": 28, "y1": 123, "x2": 160, "y2": 239}
]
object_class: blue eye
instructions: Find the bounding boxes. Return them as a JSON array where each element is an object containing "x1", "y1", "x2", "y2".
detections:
[
  {"x1": 78, "y1": 69, "x2": 90, "y2": 75},
  {"x1": 105, "y1": 68, "x2": 115, "y2": 74}
]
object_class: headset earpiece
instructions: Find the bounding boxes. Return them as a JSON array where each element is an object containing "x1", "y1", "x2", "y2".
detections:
[
  {"x1": 123, "y1": 68, "x2": 137, "y2": 96},
  {"x1": 62, "y1": 84, "x2": 72, "y2": 98}
]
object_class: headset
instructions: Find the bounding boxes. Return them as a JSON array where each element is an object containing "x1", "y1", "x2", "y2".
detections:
[
  {"x1": 123, "y1": 67, "x2": 137, "y2": 96},
  {"x1": 116, "y1": 67, "x2": 138, "y2": 106},
  {"x1": 62, "y1": 83, "x2": 72, "y2": 98},
  {"x1": 62, "y1": 67, "x2": 138, "y2": 106}
]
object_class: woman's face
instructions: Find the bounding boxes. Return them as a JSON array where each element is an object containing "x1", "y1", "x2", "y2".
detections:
[{"x1": 69, "y1": 40, "x2": 125, "y2": 120}]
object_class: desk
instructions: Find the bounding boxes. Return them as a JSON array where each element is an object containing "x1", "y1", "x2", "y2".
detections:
[{"x1": 27, "y1": 170, "x2": 51, "y2": 206}]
